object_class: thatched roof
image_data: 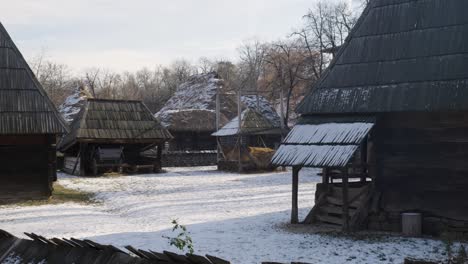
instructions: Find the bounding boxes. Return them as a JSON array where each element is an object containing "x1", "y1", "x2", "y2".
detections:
[
  {"x1": 155, "y1": 72, "x2": 237, "y2": 132},
  {"x1": 212, "y1": 108, "x2": 283, "y2": 137},
  {"x1": 58, "y1": 83, "x2": 94, "y2": 123},
  {"x1": 160, "y1": 109, "x2": 229, "y2": 132},
  {"x1": 59, "y1": 99, "x2": 172, "y2": 151},
  {"x1": 0, "y1": 23, "x2": 68, "y2": 135},
  {"x1": 156, "y1": 72, "x2": 281, "y2": 133},
  {"x1": 297, "y1": 0, "x2": 468, "y2": 114}
]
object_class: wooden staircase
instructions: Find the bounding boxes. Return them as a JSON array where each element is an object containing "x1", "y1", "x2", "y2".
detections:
[{"x1": 304, "y1": 183, "x2": 372, "y2": 231}]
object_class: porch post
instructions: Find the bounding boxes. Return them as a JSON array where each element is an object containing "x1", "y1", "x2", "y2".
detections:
[
  {"x1": 342, "y1": 167, "x2": 350, "y2": 232},
  {"x1": 292, "y1": 166, "x2": 300, "y2": 224}
]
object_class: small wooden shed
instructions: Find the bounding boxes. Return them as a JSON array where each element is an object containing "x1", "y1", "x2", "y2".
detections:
[
  {"x1": 0, "y1": 23, "x2": 69, "y2": 201},
  {"x1": 272, "y1": 0, "x2": 468, "y2": 235},
  {"x1": 58, "y1": 99, "x2": 172, "y2": 176},
  {"x1": 213, "y1": 108, "x2": 283, "y2": 172}
]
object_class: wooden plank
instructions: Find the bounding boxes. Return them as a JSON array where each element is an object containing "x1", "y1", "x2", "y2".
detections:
[
  {"x1": 316, "y1": 214, "x2": 343, "y2": 226},
  {"x1": 321, "y1": 205, "x2": 357, "y2": 216},
  {"x1": 326, "y1": 196, "x2": 361, "y2": 208}
]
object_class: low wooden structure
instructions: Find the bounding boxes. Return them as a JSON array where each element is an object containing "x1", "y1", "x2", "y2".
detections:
[
  {"x1": 213, "y1": 108, "x2": 283, "y2": 172},
  {"x1": 155, "y1": 73, "x2": 233, "y2": 156},
  {"x1": 272, "y1": 0, "x2": 468, "y2": 235},
  {"x1": 58, "y1": 99, "x2": 172, "y2": 176},
  {"x1": 0, "y1": 23, "x2": 69, "y2": 202},
  {"x1": 155, "y1": 72, "x2": 282, "y2": 167}
]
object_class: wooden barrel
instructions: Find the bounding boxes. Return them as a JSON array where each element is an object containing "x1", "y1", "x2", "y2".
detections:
[{"x1": 402, "y1": 212, "x2": 422, "y2": 236}]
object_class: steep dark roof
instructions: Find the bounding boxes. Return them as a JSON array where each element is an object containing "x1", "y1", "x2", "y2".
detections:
[
  {"x1": 297, "y1": 0, "x2": 468, "y2": 114},
  {"x1": 0, "y1": 23, "x2": 68, "y2": 134},
  {"x1": 59, "y1": 99, "x2": 172, "y2": 150}
]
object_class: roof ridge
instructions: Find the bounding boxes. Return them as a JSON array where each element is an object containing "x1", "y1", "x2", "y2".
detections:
[{"x1": 0, "y1": 22, "x2": 69, "y2": 133}]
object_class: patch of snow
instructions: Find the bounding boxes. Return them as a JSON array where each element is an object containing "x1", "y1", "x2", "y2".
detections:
[
  {"x1": 58, "y1": 83, "x2": 93, "y2": 123},
  {"x1": 241, "y1": 95, "x2": 281, "y2": 127},
  {"x1": 155, "y1": 72, "x2": 281, "y2": 130},
  {"x1": 272, "y1": 144, "x2": 359, "y2": 167},
  {"x1": 1, "y1": 253, "x2": 23, "y2": 264},
  {"x1": 284, "y1": 122, "x2": 374, "y2": 145},
  {"x1": 155, "y1": 73, "x2": 223, "y2": 127},
  {"x1": 0, "y1": 167, "x2": 463, "y2": 264}
]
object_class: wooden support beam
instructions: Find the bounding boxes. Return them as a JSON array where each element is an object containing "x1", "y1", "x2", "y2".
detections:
[
  {"x1": 342, "y1": 167, "x2": 350, "y2": 232},
  {"x1": 322, "y1": 168, "x2": 329, "y2": 185},
  {"x1": 79, "y1": 143, "x2": 88, "y2": 176},
  {"x1": 360, "y1": 136, "x2": 368, "y2": 182},
  {"x1": 291, "y1": 166, "x2": 300, "y2": 224}
]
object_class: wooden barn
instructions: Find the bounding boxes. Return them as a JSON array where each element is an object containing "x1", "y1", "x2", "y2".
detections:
[
  {"x1": 58, "y1": 99, "x2": 172, "y2": 176},
  {"x1": 213, "y1": 108, "x2": 283, "y2": 172},
  {"x1": 155, "y1": 72, "x2": 280, "y2": 167},
  {"x1": 0, "y1": 23, "x2": 69, "y2": 201},
  {"x1": 272, "y1": 0, "x2": 468, "y2": 236}
]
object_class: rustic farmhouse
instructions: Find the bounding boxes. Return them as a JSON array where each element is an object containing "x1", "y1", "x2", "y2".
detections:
[
  {"x1": 155, "y1": 72, "x2": 232, "y2": 166},
  {"x1": 58, "y1": 99, "x2": 172, "y2": 176},
  {"x1": 0, "y1": 23, "x2": 69, "y2": 201},
  {"x1": 156, "y1": 72, "x2": 282, "y2": 167},
  {"x1": 213, "y1": 107, "x2": 283, "y2": 172},
  {"x1": 272, "y1": 0, "x2": 468, "y2": 235}
]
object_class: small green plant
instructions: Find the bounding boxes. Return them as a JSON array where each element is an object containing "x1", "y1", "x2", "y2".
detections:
[{"x1": 163, "y1": 219, "x2": 194, "y2": 254}]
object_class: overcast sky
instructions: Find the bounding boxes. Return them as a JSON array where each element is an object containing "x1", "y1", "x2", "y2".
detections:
[{"x1": 2, "y1": 0, "x2": 360, "y2": 73}]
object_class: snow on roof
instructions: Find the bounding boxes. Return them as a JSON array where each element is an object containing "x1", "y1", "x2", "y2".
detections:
[
  {"x1": 58, "y1": 83, "x2": 93, "y2": 123},
  {"x1": 272, "y1": 119, "x2": 375, "y2": 167},
  {"x1": 241, "y1": 95, "x2": 281, "y2": 127},
  {"x1": 283, "y1": 122, "x2": 374, "y2": 145},
  {"x1": 155, "y1": 72, "x2": 226, "y2": 130},
  {"x1": 212, "y1": 108, "x2": 282, "y2": 137},
  {"x1": 155, "y1": 72, "x2": 281, "y2": 133}
]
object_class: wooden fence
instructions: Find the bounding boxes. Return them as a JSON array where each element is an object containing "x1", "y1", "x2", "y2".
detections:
[{"x1": 0, "y1": 230, "x2": 311, "y2": 264}]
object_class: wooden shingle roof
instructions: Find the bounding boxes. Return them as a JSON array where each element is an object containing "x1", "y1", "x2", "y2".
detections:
[
  {"x1": 59, "y1": 99, "x2": 172, "y2": 150},
  {"x1": 0, "y1": 23, "x2": 68, "y2": 134},
  {"x1": 297, "y1": 0, "x2": 468, "y2": 114},
  {"x1": 212, "y1": 108, "x2": 283, "y2": 137}
]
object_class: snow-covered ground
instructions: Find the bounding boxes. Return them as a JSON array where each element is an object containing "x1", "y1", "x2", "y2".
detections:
[{"x1": 0, "y1": 167, "x2": 462, "y2": 263}]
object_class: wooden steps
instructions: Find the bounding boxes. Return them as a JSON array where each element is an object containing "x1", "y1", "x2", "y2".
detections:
[
  {"x1": 326, "y1": 196, "x2": 362, "y2": 208},
  {"x1": 320, "y1": 204, "x2": 357, "y2": 216},
  {"x1": 316, "y1": 214, "x2": 343, "y2": 225},
  {"x1": 308, "y1": 183, "x2": 371, "y2": 230}
]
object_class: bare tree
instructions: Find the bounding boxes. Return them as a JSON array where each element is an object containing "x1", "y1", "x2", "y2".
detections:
[
  {"x1": 264, "y1": 40, "x2": 317, "y2": 126},
  {"x1": 30, "y1": 54, "x2": 74, "y2": 106},
  {"x1": 293, "y1": 0, "x2": 359, "y2": 79},
  {"x1": 237, "y1": 40, "x2": 267, "y2": 92}
]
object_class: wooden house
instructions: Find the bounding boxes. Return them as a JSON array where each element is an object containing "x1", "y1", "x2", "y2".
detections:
[
  {"x1": 0, "y1": 23, "x2": 69, "y2": 201},
  {"x1": 213, "y1": 108, "x2": 283, "y2": 172},
  {"x1": 155, "y1": 72, "x2": 279, "y2": 167},
  {"x1": 58, "y1": 99, "x2": 172, "y2": 176},
  {"x1": 272, "y1": 0, "x2": 468, "y2": 235},
  {"x1": 155, "y1": 73, "x2": 230, "y2": 152}
]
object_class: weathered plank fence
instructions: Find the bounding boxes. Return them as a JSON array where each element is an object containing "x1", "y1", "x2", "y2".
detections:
[{"x1": 0, "y1": 230, "x2": 311, "y2": 264}]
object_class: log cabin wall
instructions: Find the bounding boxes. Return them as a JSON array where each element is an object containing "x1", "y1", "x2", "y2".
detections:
[
  {"x1": 371, "y1": 112, "x2": 468, "y2": 234},
  {"x1": 0, "y1": 135, "x2": 55, "y2": 202}
]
